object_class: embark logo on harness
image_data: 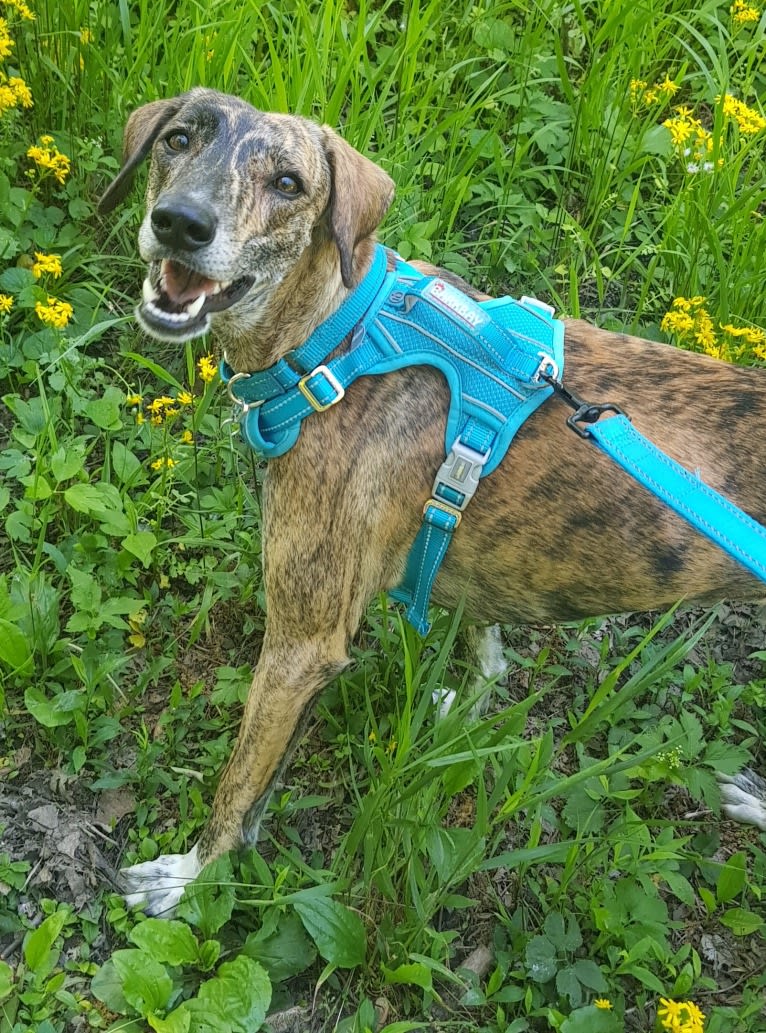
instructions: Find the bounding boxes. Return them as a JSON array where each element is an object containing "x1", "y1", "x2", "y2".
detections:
[{"x1": 222, "y1": 243, "x2": 766, "y2": 634}]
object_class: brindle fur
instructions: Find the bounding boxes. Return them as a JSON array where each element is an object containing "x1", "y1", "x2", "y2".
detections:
[{"x1": 100, "y1": 89, "x2": 766, "y2": 915}]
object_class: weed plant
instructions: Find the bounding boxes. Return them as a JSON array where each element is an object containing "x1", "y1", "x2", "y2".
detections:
[{"x1": 0, "y1": 1, "x2": 765, "y2": 1031}]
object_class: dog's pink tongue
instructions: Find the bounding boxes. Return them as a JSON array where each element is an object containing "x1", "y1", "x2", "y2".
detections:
[{"x1": 161, "y1": 260, "x2": 216, "y2": 305}]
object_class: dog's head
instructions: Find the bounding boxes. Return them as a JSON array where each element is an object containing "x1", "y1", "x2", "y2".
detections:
[{"x1": 99, "y1": 89, "x2": 394, "y2": 344}]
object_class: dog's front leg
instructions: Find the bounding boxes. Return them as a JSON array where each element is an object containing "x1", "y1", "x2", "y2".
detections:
[{"x1": 121, "y1": 632, "x2": 348, "y2": 915}]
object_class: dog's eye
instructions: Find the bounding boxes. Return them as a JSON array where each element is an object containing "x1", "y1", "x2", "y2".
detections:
[
  {"x1": 272, "y1": 174, "x2": 302, "y2": 197},
  {"x1": 165, "y1": 132, "x2": 190, "y2": 153}
]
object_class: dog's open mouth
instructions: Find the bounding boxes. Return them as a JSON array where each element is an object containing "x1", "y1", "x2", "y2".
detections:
[{"x1": 138, "y1": 259, "x2": 255, "y2": 339}]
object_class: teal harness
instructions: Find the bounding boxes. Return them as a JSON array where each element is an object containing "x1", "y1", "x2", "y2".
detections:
[{"x1": 222, "y1": 244, "x2": 766, "y2": 633}]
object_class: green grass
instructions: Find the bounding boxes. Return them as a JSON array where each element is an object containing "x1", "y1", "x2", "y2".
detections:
[{"x1": 0, "y1": 0, "x2": 765, "y2": 1031}]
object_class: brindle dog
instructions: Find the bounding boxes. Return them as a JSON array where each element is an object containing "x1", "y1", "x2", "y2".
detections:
[{"x1": 99, "y1": 88, "x2": 766, "y2": 915}]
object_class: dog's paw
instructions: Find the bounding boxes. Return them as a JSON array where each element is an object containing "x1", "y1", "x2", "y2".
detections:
[
  {"x1": 718, "y1": 769, "x2": 766, "y2": 831},
  {"x1": 121, "y1": 844, "x2": 201, "y2": 917}
]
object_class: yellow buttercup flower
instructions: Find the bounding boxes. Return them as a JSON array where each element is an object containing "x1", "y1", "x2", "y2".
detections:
[
  {"x1": 719, "y1": 92, "x2": 766, "y2": 134},
  {"x1": 180, "y1": 429, "x2": 193, "y2": 444},
  {"x1": 35, "y1": 296, "x2": 73, "y2": 329},
  {"x1": 178, "y1": 389, "x2": 194, "y2": 406},
  {"x1": 0, "y1": 293, "x2": 13, "y2": 313},
  {"x1": 594, "y1": 998, "x2": 613, "y2": 1010},
  {"x1": 32, "y1": 251, "x2": 62, "y2": 278}
]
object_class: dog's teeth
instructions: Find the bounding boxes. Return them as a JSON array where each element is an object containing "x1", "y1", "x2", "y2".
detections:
[
  {"x1": 186, "y1": 294, "x2": 206, "y2": 318},
  {"x1": 143, "y1": 278, "x2": 160, "y2": 303}
]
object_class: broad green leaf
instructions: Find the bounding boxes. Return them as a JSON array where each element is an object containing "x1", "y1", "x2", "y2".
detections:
[
  {"x1": 24, "y1": 687, "x2": 74, "y2": 727},
  {"x1": 572, "y1": 959, "x2": 608, "y2": 992},
  {"x1": 556, "y1": 966, "x2": 583, "y2": 1007},
  {"x1": 150, "y1": 1008, "x2": 192, "y2": 1033},
  {"x1": 112, "y1": 949, "x2": 173, "y2": 1017},
  {"x1": 561, "y1": 1005, "x2": 621, "y2": 1033},
  {"x1": 176, "y1": 855, "x2": 235, "y2": 938},
  {"x1": 50, "y1": 446, "x2": 84, "y2": 483},
  {"x1": 716, "y1": 851, "x2": 747, "y2": 904},
  {"x1": 129, "y1": 919, "x2": 200, "y2": 966},
  {"x1": 294, "y1": 895, "x2": 366, "y2": 969},
  {"x1": 123, "y1": 531, "x2": 158, "y2": 566},
  {"x1": 720, "y1": 908, "x2": 765, "y2": 936},
  {"x1": 183, "y1": 956, "x2": 271, "y2": 1033},
  {"x1": 90, "y1": 959, "x2": 131, "y2": 1015},
  {"x1": 112, "y1": 440, "x2": 147, "y2": 485},
  {"x1": 85, "y1": 392, "x2": 123, "y2": 431},
  {"x1": 242, "y1": 912, "x2": 315, "y2": 982},
  {"x1": 0, "y1": 618, "x2": 32, "y2": 672},
  {"x1": 523, "y1": 936, "x2": 557, "y2": 983},
  {"x1": 23, "y1": 910, "x2": 67, "y2": 977}
]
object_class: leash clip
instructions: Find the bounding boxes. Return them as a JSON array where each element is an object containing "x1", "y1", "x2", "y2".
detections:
[
  {"x1": 567, "y1": 403, "x2": 625, "y2": 439},
  {"x1": 226, "y1": 371, "x2": 262, "y2": 413}
]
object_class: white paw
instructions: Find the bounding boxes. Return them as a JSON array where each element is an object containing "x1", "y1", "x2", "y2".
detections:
[
  {"x1": 121, "y1": 844, "x2": 201, "y2": 916},
  {"x1": 718, "y1": 771, "x2": 766, "y2": 831}
]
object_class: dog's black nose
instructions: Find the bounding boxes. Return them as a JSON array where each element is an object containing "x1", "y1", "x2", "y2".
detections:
[{"x1": 150, "y1": 201, "x2": 217, "y2": 251}]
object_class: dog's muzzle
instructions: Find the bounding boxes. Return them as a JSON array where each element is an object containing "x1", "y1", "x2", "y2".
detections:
[{"x1": 138, "y1": 258, "x2": 256, "y2": 341}]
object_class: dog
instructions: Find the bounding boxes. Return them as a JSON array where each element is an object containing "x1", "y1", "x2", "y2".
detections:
[{"x1": 99, "y1": 88, "x2": 766, "y2": 915}]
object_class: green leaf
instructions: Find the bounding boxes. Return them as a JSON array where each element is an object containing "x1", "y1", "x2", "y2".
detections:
[
  {"x1": 91, "y1": 959, "x2": 131, "y2": 1015},
  {"x1": 716, "y1": 851, "x2": 747, "y2": 904},
  {"x1": 24, "y1": 687, "x2": 75, "y2": 727},
  {"x1": 524, "y1": 935, "x2": 557, "y2": 983},
  {"x1": 294, "y1": 895, "x2": 366, "y2": 969},
  {"x1": 150, "y1": 1008, "x2": 191, "y2": 1033},
  {"x1": 183, "y1": 956, "x2": 271, "y2": 1033},
  {"x1": 556, "y1": 965, "x2": 583, "y2": 1007},
  {"x1": 0, "y1": 618, "x2": 32, "y2": 673},
  {"x1": 382, "y1": 962, "x2": 433, "y2": 992},
  {"x1": 0, "y1": 959, "x2": 14, "y2": 1000},
  {"x1": 176, "y1": 855, "x2": 235, "y2": 938},
  {"x1": 85, "y1": 391, "x2": 123, "y2": 431},
  {"x1": 112, "y1": 949, "x2": 173, "y2": 1018},
  {"x1": 123, "y1": 531, "x2": 158, "y2": 566},
  {"x1": 50, "y1": 445, "x2": 85, "y2": 483},
  {"x1": 561, "y1": 1005, "x2": 621, "y2": 1033},
  {"x1": 242, "y1": 912, "x2": 315, "y2": 982},
  {"x1": 544, "y1": 912, "x2": 582, "y2": 952},
  {"x1": 572, "y1": 959, "x2": 607, "y2": 992},
  {"x1": 112, "y1": 441, "x2": 147, "y2": 485},
  {"x1": 129, "y1": 919, "x2": 200, "y2": 966},
  {"x1": 719, "y1": 908, "x2": 765, "y2": 936},
  {"x1": 23, "y1": 910, "x2": 67, "y2": 978}
]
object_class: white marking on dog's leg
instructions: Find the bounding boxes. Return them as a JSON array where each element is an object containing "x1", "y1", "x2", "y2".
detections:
[
  {"x1": 435, "y1": 625, "x2": 507, "y2": 719},
  {"x1": 718, "y1": 770, "x2": 766, "y2": 831},
  {"x1": 122, "y1": 843, "x2": 201, "y2": 917}
]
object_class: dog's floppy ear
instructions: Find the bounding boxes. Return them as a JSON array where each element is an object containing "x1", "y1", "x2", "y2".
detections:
[
  {"x1": 98, "y1": 96, "x2": 189, "y2": 215},
  {"x1": 322, "y1": 128, "x2": 394, "y2": 288}
]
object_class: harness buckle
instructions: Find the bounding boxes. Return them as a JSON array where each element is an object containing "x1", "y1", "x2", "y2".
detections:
[
  {"x1": 297, "y1": 364, "x2": 346, "y2": 412},
  {"x1": 432, "y1": 439, "x2": 490, "y2": 512}
]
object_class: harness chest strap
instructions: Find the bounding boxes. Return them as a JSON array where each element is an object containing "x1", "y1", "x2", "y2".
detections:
[{"x1": 222, "y1": 244, "x2": 766, "y2": 633}]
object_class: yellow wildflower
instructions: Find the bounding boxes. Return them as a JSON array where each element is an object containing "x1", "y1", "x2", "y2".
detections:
[
  {"x1": 594, "y1": 998, "x2": 613, "y2": 1010},
  {"x1": 32, "y1": 251, "x2": 62, "y2": 278},
  {"x1": 0, "y1": 293, "x2": 13, "y2": 314},
  {"x1": 9, "y1": 76, "x2": 31, "y2": 107},
  {"x1": 125, "y1": 393, "x2": 143, "y2": 407},
  {"x1": 27, "y1": 137, "x2": 71, "y2": 185},
  {"x1": 79, "y1": 27, "x2": 92, "y2": 44},
  {"x1": 35, "y1": 296, "x2": 73, "y2": 329},
  {"x1": 629, "y1": 78, "x2": 647, "y2": 105},
  {"x1": 150, "y1": 456, "x2": 177, "y2": 471},
  {"x1": 3, "y1": 0, "x2": 35, "y2": 20},
  {"x1": 659, "y1": 74, "x2": 679, "y2": 96},
  {"x1": 197, "y1": 354, "x2": 217, "y2": 383},
  {"x1": 719, "y1": 93, "x2": 766, "y2": 134},
  {"x1": 657, "y1": 997, "x2": 705, "y2": 1033},
  {"x1": 0, "y1": 19, "x2": 13, "y2": 61},
  {"x1": 178, "y1": 389, "x2": 194, "y2": 406},
  {"x1": 180, "y1": 429, "x2": 193, "y2": 444},
  {"x1": 731, "y1": 0, "x2": 760, "y2": 22}
]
